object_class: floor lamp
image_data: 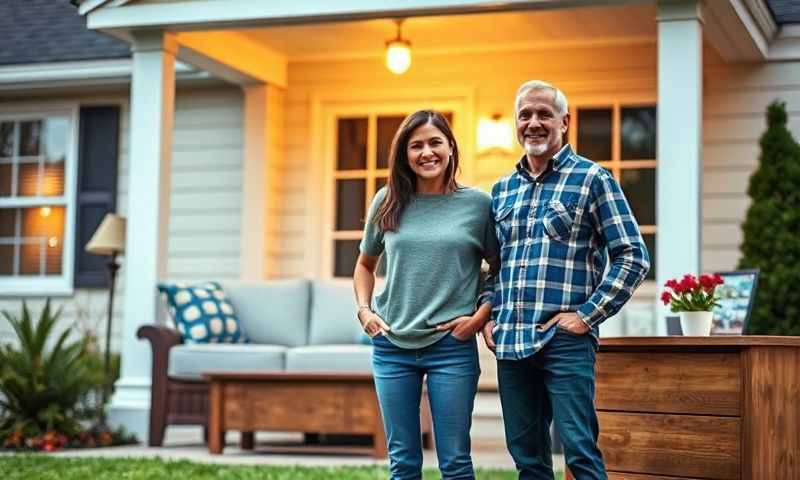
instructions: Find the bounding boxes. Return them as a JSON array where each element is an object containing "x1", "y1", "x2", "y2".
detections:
[{"x1": 85, "y1": 213, "x2": 126, "y2": 426}]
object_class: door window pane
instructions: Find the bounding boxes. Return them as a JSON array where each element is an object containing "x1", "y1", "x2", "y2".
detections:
[
  {"x1": 377, "y1": 115, "x2": 405, "y2": 169},
  {"x1": 577, "y1": 108, "x2": 612, "y2": 161},
  {"x1": 19, "y1": 121, "x2": 41, "y2": 157},
  {"x1": 336, "y1": 179, "x2": 366, "y2": 231},
  {"x1": 375, "y1": 176, "x2": 388, "y2": 194},
  {"x1": 620, "y1": 169, "x2": 656, "y2": 226},
  {"x1": 621, "y1": 107, "x2": 656, "y2": 160},
  {"x1": 334, "y1": 240, "x2": 361, "y2": 278},
  {"x1": 337, "y1": 118, "x2": 367, "y2": 170},
  {"x1": 0, "y1": 122, "x2": 13, "y2": 158}
]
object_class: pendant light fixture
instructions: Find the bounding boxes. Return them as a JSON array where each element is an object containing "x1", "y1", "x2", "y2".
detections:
[{"x1": 386, "y1": 19, "x2": 411, "y2": 75}]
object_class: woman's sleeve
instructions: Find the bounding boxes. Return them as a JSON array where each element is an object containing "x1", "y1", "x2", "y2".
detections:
[
  {"x1": 476, "y1": 201, "x2": 500, "y2": 308},
  {"x1": 359, "y1": 188, "x2": 387, "y2": 257}
]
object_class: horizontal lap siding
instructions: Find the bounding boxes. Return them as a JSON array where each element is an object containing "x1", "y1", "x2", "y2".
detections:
[
  {"x1": 701, "y1": 62, "x2": 800, "y2": 273},
  {"x1": 0, "y1": 86, "x2": 243, "y2": 350}
]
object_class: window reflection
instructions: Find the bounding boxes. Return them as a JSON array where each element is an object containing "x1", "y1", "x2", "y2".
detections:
[{"x1": 621, "y1": 107, "x2": 656, "y2": 160}]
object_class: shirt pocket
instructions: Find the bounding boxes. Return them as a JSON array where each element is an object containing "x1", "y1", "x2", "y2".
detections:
[
  {"x1": 542, "y1": 201, "x2": 578, "y2": 243},
  {"x1": 494, "y1": 206, "x2": 514, "y2": 243}
]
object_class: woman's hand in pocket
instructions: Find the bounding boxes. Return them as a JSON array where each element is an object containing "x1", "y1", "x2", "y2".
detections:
[
  {"x1": 435, "y1": 314, "x2": 485, "y2": 341},
  {"x1": 359, "y1": 311, "x2": 391, "y2": 337}
]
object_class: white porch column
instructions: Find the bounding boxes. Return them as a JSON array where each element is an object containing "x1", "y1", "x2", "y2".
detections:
[
  {"x1": 656, "y1": 0, "x2": 703, "y2": 333},
  {"x1": 109, "y1": 31, "x2": 177, "y2": 441},
  {"x1": 240, "y1": 84, "x2": 283, "y2": 280}
]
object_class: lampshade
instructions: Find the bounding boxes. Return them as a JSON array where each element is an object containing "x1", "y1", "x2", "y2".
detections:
[
  {"x1": 386, "y1": 19, "x2": 411, "y2": 75},
  {"x1": 477, "y1": 114, "x2": 514, "y2": 152},
  {"x1": 86, "y1": 213, "x2": 126, "y2": 255}
]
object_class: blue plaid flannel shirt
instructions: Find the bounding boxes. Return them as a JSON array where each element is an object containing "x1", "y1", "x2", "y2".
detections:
[{"x1": 487, "y1": 145, "x2": 650, "y2": 360}]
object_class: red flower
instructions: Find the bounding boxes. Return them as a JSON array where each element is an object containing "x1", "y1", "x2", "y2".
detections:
[
  {"x1": 713, "y1": 274, "x2": 724, "y2": 286},
  {"x1": 699, "y1": 274, "x2": 716, "y2": 291},
  {"x1": 665, "y1": 279, "x2": 679, "y2": 290},
  {"x1": 678, "y1": 274, "x2": 698, "y2": 293},
  {"x1": 660, "y1": 291, "x2": 673, "y2": 305}
]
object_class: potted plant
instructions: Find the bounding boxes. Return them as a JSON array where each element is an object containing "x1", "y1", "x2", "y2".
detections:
[{"x1": 661, "y1": 274, "x2": 725, "y2": 336}]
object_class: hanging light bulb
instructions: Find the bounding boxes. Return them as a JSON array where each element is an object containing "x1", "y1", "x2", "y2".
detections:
[{"x1": 386, "y1": 19, "x2": 411, "y2": 75}]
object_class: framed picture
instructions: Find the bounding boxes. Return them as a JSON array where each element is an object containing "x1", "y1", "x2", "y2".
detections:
[{"x1": 711, "y1": 269, "x2": 759, "y2": 335}]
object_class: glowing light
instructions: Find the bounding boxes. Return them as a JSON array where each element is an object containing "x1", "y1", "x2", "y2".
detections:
[
  {"x1": 40, "y1": 206, "x2": 51, "y2": 218},
  {"x1": 477, "y1": 115, "x2": 514, "y2": 152},
  {"x1": 48, "y1": 236, "x2": 58, "y2": 248},
  {"x1": 386, "y1": 20, "x2": 411, "y2": 75}
]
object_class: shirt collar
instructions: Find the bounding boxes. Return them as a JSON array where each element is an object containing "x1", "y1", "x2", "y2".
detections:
[{"x1": 515, "y1": 143, "x2": 574, "y2": 181}]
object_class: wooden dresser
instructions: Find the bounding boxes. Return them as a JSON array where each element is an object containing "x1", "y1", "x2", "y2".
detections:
[{"x1": 567, "y1": 336, "x2": 800, "y2": 480}]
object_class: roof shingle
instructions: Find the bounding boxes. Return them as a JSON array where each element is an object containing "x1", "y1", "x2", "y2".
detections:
[{"x1": 0, "y1": 0, "x2": 130, "y2": 67}]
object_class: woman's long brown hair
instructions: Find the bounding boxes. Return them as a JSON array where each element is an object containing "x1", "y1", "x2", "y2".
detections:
[{"x1": 373, "y1": 110, "x2": 460, "y2": 232}]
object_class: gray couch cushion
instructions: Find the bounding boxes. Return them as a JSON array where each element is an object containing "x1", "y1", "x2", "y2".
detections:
[
  {"x1": 308, "y1": 280, "x2": 363, "y2": 345},
  {"x1": 168, "y1": 344, "x2": 287, "y2": 380},
  {"x1": 221, "y1": 279, "x2": 310, "y2": 347},
  {"x1": 285, "y1": 345, "x2": 373, "y2": 373}
]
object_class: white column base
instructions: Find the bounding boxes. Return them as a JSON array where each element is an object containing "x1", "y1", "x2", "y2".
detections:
[{"x1": 108, "y1": 376, "x2": 152, "y2": 442}]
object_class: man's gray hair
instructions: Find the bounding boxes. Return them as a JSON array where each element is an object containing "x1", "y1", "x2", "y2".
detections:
[{"x1": 514, "y1": 80, "x2": 569, "y2": 116}]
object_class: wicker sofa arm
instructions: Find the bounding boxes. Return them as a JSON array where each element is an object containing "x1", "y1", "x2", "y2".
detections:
[
  {"x1": 137, "y1": 324, "x2": 182, "y2": 447},
  {"x1": 137, "y1": 324, "x2": 181, "y2": 361}
]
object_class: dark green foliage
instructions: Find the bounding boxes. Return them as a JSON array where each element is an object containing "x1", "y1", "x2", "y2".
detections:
[
  {"x1": 738, "y1": 101, "x2": 800, "y2": 335},
  {"x1": 0, "y1": 300, "x2": 97, "y2": 440}
]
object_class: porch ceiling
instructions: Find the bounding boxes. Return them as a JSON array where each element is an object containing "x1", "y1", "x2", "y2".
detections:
[{"x1": 234, "y1": 4, "x2": 658, "y2": 61}]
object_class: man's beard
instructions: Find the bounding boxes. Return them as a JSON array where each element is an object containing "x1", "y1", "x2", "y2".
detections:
[{"x1": 524, "y1": 141, "x2": 549, "y2": 156}]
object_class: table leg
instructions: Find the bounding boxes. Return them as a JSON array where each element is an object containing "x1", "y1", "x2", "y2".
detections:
[
  {"x1": 240, "y1": 431, "x2": 254, "y2": 450},
  {"x1": 208, "y1": 381, "x2": 223, "y2": 454}
]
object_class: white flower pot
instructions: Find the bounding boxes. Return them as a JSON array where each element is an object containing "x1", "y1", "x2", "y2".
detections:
[{"x1": 679, "y1": 311, "x2": 713, "y2": 336}]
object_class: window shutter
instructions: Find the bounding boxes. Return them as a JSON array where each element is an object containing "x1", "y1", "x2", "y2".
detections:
[{"x1": 73, "y1": 105, "x2": 120, "y2": 288}]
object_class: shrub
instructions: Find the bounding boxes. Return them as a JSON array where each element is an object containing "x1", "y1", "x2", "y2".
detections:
[{"x1": 738, "y1": 101, "x2": 800, "y2": 335}]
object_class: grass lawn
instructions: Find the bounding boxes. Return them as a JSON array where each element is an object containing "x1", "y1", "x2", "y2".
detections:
[{"x1": 1, "y1": 455, "x2": 566, "y2": 479}]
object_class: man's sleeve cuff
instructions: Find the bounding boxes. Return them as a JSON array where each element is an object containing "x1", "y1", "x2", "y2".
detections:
[{"x1": 576, "y1": 305, "x2": 602, "y2": 328}]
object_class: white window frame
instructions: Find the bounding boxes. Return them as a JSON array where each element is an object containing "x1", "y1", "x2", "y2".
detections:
[
  {"x1": 310, "y1": 90, "x2": 474, "y2": 279},
  {"x1": 0, "y1": 103, "x2": 79, "y2": 296}
]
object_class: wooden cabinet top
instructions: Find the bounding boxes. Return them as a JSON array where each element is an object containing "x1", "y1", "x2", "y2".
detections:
[{"x1": 599, "y1": 335, "x2": 800, "y2": 351}]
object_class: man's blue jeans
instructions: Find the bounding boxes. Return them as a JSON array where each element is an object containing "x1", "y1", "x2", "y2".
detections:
[
  {"x1": 497, "y1": 328, "x2": 607, "y2": 480},
  {"x1": 372, "y1": 332, "x2": 480, "y2": 480}
]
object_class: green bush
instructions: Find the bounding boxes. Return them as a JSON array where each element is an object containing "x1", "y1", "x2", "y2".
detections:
[
  {"x1": 738, "y1": 101, "x2": 800, "y2": 335},
  {"x1": 0, "y1": 300, "x2": 106, "y2": 447}
]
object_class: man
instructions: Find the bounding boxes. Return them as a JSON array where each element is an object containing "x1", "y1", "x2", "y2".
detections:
[{"x1": 482, "y1": 80, "x2": 650, "y2": 479}]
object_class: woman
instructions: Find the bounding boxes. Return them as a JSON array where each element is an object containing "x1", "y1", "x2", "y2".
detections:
[{"x1": 353, "y1": 110, "x2": 498, "y2": 480}]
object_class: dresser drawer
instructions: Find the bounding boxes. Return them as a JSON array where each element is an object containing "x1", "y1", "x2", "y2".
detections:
[
  {"x1": 598, "y1": 412, "x2": 740, "y2": 480},
  {"x1": 596, "y1": 352, "x2": 741, "y2": 416}
]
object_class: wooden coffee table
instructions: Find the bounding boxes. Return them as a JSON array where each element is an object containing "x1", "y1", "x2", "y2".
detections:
[{"x1": 204, "y1": 371, "x2": 432, "y2": 458}]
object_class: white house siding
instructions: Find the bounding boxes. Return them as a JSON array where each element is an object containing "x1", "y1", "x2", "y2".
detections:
[
  {"x1": 0, "y1": 85, "x2": 244, "y2": 352},
  {"x1": 702, "y1": 58, "x2": 800, "y2": 273}
]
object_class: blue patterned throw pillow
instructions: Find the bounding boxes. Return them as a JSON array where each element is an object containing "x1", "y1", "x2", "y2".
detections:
[{"x1": 158, "y1": 281, "x2": 248, "y2": 344}]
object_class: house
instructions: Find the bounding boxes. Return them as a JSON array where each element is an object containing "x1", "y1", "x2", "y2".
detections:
[{"x1": 1, "y1": 0, "x2": 798, "y2": 441}]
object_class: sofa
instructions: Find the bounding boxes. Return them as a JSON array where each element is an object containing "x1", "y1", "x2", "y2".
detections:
[{"x1": 138, "y1": 278, "x2": 433, "y2": 449}]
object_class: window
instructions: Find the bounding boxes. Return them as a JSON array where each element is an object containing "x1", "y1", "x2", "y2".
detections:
[
  {"x1": 575, "y1": 105, "x2": 656, "y2": 280},
  {"x1": 330, "y1": 112, "x2": 452, "y2": 277},
  {"x1": 0, "y1": 109, "x2": 76, "y2": 294}
]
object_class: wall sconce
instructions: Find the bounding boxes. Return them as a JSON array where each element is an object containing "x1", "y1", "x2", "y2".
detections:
[
  {"x1": 386, "y1": 19, "x2": 411, "y2": 75},
  {"x1": 477, "y1": 114, "x2": 514, "y2": 153},
  {"x1": 40, "y1": 206, "x2": 51, "y2": 218}
]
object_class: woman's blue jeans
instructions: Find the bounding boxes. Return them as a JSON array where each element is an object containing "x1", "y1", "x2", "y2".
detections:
[{"x1": 372, "y1": 332, "x2": 480, "y2": 480}]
